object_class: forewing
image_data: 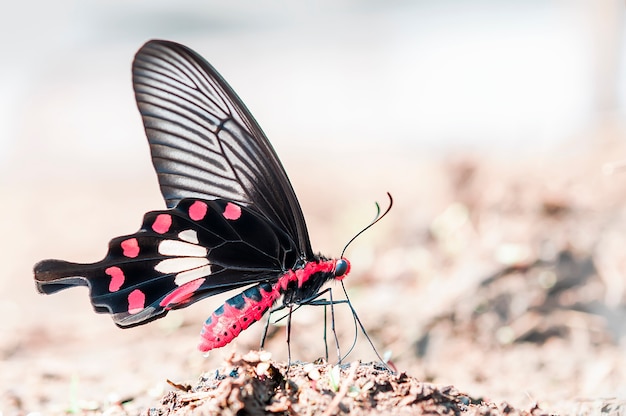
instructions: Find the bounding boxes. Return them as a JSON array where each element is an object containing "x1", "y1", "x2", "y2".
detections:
[
  {"x1": 132, "y1": 39, "x2": 313, "y2": 258},
  {"x1": 34, "y1": 199, "x2": 298, "y2": 327}
]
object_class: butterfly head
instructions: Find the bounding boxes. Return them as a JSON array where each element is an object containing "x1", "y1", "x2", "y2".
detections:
[{"x1": 333, "y1": 258, "x2": 351, "y2": 280}]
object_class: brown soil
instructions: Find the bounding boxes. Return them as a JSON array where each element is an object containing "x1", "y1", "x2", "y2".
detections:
[{"x1": 148, "y1": 351, "x2": 545, "y2": 416}]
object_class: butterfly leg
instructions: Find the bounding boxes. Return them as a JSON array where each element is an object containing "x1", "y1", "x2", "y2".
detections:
[
  {"x1": 269, "y1": 286, "x2": 393, "y2": 372},
  {"x1": 260, "y1": 303, "x2": 288, "y2": 350},
  {"x1": 286, "y1": 305, "x2": 294, "y2": 368},
  {"x1": 327, "y1": 288, "x2": 341, "y2": 365},
  {"x1": 301, "y1": 288, "x2": 343, "y2": 365},
  {"x1": 260, "y1": 308, "x2": 273, "y2": 350},
  {"x1": 269, "y1": 301, "x2": 335, "y2": 362},
  {"x1": 323, "y1": 302, "x2": 329, "y2": 362}
]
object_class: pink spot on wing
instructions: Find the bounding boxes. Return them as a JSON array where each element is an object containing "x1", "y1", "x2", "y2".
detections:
[
  {"x1": 223, "y1": 203, "x2": 241, "y2": 220},
  {"x1": 152, "y1": 214, "x2": 172, "y2": 234},
  {"x1": 159, "y1": 278, "x2": 206, "y2": 308},
  {"x1": 105, "y1": 266, "x2": 125, "y2": 292},
  {"x1": 121, "y1": 238, "x2": 140, "y2": 258},
  {"x1": 189, "y1": 201, "x2": 208, "y2": 221},
  {"x1": 128, "y1": 289, "x2": 145, "y2": 314}
]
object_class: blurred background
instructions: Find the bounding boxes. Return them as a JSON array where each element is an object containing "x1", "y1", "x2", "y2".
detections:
[{"x1": 2, "y1": 0, "x2": 626, "y2": 414}]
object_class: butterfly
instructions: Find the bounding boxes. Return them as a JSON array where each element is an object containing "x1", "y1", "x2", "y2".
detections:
[{"x1": 34, "y1": 39, "x2": 389, "y2": 359}]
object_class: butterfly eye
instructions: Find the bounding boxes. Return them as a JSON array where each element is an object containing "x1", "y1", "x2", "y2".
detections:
[{"x1": 334, "y1": 259, "x2": 350, "y2": 278}]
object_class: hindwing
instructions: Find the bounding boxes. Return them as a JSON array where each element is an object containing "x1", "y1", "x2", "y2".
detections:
[{"x1": 35, "y1": 199, "x2": 298, "y2": 327}]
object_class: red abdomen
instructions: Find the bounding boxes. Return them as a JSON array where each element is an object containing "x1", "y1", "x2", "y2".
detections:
[
  {"x1": 199, "y1": 282, "x2": 280, "y2": 351},
  {"x1": 198, "y1": 259, "x2": 342, "y2": 352}
]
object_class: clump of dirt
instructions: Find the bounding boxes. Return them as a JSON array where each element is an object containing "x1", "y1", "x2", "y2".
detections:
[{"x1": 147, "y1": 351, "x2": 548, "y2": 416}]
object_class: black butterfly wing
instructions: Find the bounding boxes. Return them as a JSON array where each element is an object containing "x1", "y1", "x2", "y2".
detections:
[
  {"x1": 35, "y1": 40, "x2": 314, "y2": 329},
  {"x1": 35, "y1": 199, "x2": 298, "y2": 327},
  {"x1": 132, "y1": 39, "x2": 313, "y2": 259}
]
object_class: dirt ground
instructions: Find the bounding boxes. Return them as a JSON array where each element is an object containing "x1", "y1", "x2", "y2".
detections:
[{"x1": 3, "y1": 134, "x2": 626, "y2": 415}]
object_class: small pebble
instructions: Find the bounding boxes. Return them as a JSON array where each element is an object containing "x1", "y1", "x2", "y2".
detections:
[
  {"x1": 303, "y1": 363, "x2": 321, "y2": 380},
  {"x1": 256, "y1": 362, "x2": 271, "y2": 376}
]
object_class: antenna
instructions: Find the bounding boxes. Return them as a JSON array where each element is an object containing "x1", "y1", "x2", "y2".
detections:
[{"x1": 340, "y1": 192, "x2": 393, "y2": 258}]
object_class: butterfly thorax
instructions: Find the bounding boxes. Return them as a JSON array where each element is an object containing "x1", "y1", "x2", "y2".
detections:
[{"x1": 279, "y1": 258, "x2": 340, "y2": 305}]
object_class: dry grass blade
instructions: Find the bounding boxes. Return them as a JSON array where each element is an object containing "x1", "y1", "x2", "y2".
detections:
[{"x1": 321, "y1": 362, "x2": 359, "y2": 416}]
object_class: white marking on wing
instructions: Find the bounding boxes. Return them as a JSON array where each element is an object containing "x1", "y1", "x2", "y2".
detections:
[
  {"x1": 155, "y1": 257, "x2": 209, "y2": 274},
  {"x1": 178, "y1": 229, "x2": 199, "y2": 244},
  {"x1": 158, "y1": 239, "x2": 207, "y2": 257},
  {"x1": 175, "y1": 264, "x2": 213, "y2": 286}
]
